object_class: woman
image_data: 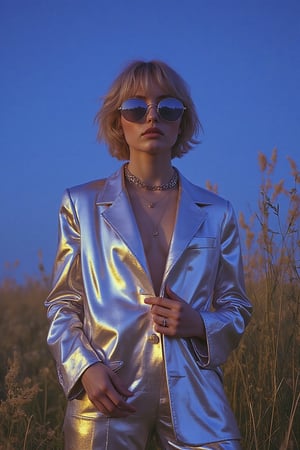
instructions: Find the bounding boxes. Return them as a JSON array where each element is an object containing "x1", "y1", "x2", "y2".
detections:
[{"x1": 45, "y1": 60, "x2": 252, "y2": 449}]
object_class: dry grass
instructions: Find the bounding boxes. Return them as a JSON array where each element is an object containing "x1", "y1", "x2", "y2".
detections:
[
  {"x1": 0, "y1": 150, "x2": 299, "y2": 449},
  {"x1": 0, "y1": 275, "x2": 65, "y2": 449},
  {"x1": 230, "y1": 149, "x2": 300, "y2": 449}
]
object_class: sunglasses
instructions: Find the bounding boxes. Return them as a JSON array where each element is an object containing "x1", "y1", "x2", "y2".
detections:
[{"x1": 118, "y1": 97, "x2": 186, "y2": 122}]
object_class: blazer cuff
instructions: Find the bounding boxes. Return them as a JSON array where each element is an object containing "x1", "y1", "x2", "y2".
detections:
[
  {"x1": 57, "y1": 354, "x2": 101, "y2": 400},
  {"x1": 190, "y1": 312, "x2": 209, "y2": 366},
  {"x1": 190, "y1": 338, "x2": 209, "y2": 367}
]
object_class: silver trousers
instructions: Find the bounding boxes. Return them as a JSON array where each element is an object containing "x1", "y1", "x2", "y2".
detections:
[{"x1": 64, "y1": 362, "x2": 241, "y2": 450}]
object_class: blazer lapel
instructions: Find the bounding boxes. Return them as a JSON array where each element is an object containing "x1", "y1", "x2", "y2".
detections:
[
  {"x1": 164, "y1": 173, "x2": 210, "y2": 281},
  {"x1": 96, "y1": 166, "x2": 150, "y2": 279}
]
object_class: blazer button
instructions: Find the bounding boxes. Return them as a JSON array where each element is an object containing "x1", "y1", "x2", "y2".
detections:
[{"x1": 148, "y1": 333, "x2": 160, "y2": 344}]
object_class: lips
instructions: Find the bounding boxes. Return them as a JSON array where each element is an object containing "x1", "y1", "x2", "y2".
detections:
[{"x1": 142, "y1": 127, "x2": 164, "y2": 136}]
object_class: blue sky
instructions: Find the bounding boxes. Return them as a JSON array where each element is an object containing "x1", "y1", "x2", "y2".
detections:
[{"x1": 1, "y1": 0, "x2": 299, "y2": 282}]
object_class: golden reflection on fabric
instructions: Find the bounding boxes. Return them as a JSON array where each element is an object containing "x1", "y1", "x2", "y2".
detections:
[{"x1": 45, "y1": 165, "x2": 252, "y2": 449}]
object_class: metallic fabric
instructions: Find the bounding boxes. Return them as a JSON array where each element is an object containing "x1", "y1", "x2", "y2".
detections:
[
  {"x1": 166, "y1": 441, "x2": 241, "y2": 449},
  {"x1": 45, "y1": 165, "x2": 252, "y2": 448}
]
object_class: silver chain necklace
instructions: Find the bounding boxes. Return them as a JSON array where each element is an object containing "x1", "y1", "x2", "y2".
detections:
[{"x1": 124, "y1": 164, "x2": 178, "y2": 191}]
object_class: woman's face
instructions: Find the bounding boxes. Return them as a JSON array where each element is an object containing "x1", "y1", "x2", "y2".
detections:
[{"x1": 120, "y1": 84, "x2": 182, "y2": 159}]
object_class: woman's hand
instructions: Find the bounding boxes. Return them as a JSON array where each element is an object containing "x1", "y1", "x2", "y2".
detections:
[
  {"x1": 81, "y1": 362, "x2": 136, "y2": 417},
  {"x1": 144, "y1": 285, "x2": 206, "y2": 339}
]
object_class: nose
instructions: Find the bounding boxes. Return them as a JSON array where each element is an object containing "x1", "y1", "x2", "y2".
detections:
[{"x1": 146, "y1": 103, "x2": 159, "y2": 122}]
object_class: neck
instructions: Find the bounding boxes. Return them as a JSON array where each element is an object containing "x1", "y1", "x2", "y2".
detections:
[{"x1": 127, "y1": 153, "x2": 173, "y2": 185}]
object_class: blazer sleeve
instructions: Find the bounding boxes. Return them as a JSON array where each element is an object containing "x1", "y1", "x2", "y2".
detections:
[
  {"x1": 45, "y1": 189, "x2": 101, "y2": 399},
  {"x1": 191, "y1": 200, "x2": 252, "y2": 368}
]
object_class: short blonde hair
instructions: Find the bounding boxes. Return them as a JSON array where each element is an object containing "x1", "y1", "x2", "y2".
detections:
[{"x1": 95, "y1": 60, "x2": 202, "y2": 160}]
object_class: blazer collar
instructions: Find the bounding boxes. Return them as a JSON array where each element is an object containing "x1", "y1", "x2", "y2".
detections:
[
  {"x1": 164, "y1": 172, "x2": 211, "y2": 282},
  {"x1": 96, "y1": 165, "x2": 149, "y2": 276},
  {"x1": 96, "y1": 165, "x2": 212, "y2": 286}
]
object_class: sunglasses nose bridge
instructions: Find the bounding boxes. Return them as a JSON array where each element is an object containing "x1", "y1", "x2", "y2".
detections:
[{"x1": 145, "y1": 103, "x2": 159, "y2": 120}]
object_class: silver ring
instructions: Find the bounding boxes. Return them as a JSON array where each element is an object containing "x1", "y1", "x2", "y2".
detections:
[{"x1": 162, "y1": 318, "x2": 167, "y2": 327}]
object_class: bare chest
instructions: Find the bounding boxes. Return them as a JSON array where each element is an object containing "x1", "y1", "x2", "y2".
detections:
[{"x1": 128, "y1": 188, "x2": 178, "y2": 295}]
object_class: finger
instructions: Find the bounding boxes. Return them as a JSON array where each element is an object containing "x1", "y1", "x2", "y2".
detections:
[
  {"x1": 90, "y1": 379, "x2": 135, "y2": 415},
  {"x1": 145, "y1": 297, "x2": 174, "y2": 311},
  {"x1": 108, "y1": 376, "x2": 136, "y2": 413},
  {"x1": 94, "y1": 398, "x2": 135, "y2": 418},
  {"x1": 156, "y1": 303, "x2": 177, "y2": 316},
  {"x1": 110, "y1": 371, "x2": 134, "y2": 398},
  {"x1": 94, "y1": 390, "x2": 136, "y2": 416},
  {"x1": 110, "y1": 396, "x2": 136, "y2": 414},
  {"x1": 144, "y1": 296, "x2": 173, "y2": 305},
  {"x1": 156, "y1": 314, "x2": 174, "y2": 329},
  {"x1": 144, "y1": 296, "x2": 159, "y2": 306},
  {"x1": 153, "y1": 320, "x2": 173, "y2": 336}
]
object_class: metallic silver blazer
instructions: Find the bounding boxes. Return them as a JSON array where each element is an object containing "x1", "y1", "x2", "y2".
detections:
[{"x1": 45, "y1": 165, "x2": 252, "y2": 446}]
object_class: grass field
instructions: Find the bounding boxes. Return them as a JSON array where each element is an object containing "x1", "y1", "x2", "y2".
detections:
[{"x1": 0, "y1": 151, "x2": 299, "y2": 449}]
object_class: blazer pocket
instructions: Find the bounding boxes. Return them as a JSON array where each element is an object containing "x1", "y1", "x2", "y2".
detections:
[{"x1": 188, "y1": 237, "x2": 216, "y2": 249}]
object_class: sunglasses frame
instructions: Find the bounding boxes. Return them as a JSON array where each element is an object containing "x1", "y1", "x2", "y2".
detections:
[{"x1": 118, "y1": 97, "x2": 186, "y2": 122}]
